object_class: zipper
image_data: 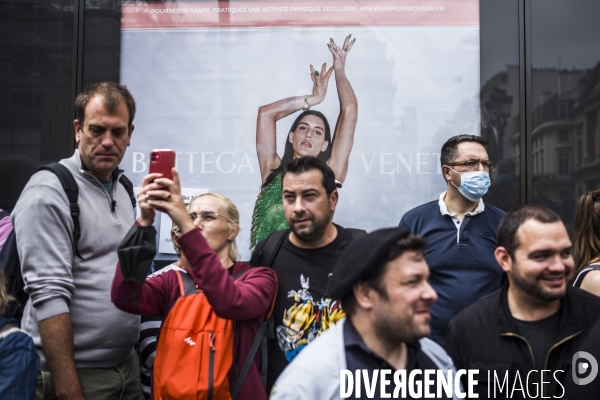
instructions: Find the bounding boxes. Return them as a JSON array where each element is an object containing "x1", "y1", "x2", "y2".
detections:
[
  {"x1": 544, "y1": 331, "x2": 581, "y2": 369},
  {"x1": 208, "y1": 331, "x2": 215, "y2": 400},
  {"x1": 499, "y1": 332, "x2": 536, "y2": 366},
  {"x1": 83, "y1": 170, "x2": 120, "y2": 216}
]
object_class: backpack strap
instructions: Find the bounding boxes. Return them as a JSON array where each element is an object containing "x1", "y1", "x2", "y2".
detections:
[
  {"x1": 249, "y1": 229, "x2": 289, "y2": 268},
  {"x1": 177, "y1": 271, "x2": 197, "y2": 296},
  {"x1": 231, "y1": 320, "x2": 268, "y2": 399},
  {"x1": 37, "y1": 163, "x2": 82, "y2": 259},
  {"x1": 118, "y1": 173, "x2": 137, "y2": 210}
]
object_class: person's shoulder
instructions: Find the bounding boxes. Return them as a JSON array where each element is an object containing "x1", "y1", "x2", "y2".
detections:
[
  {"x1": 12, "y1": 169, "x2": 69, "y2": 217},
  {"x1": 401, "y1": 200, "x2": 440, "y2": 221},
  {"x1": 482, "y1": 202, "x2": 506, "y2": 219},
  {"x1": 564, "y1": 286, "x2": 600, "y2": 329},
  {"x1": 451, "y1": 288, "x2": 501, "y2": 325},
  {"x1": 234, "y1": 262, "x2": 277, "y2": 281},
  {"x1": 419, "y1": 337, "x2": 455, "y2": 370},
  {"x1": 581, "y1": 269, "x2": 600, "y2": 288},
  {"x1": 337, "y1": 225, "x2": 367, "y2": 240},
  {"x1": 147, "y1": 264, "x2": 185, "y2": 279},
  {"x1": 270, "y1": 323, "x2": 343, "y2": 400},
  {"x1": 566, "y1": 285, "x2": 600, "y2": 310}
]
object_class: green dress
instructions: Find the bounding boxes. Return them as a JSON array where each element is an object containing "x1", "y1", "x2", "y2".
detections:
[{"x1": 250, "y1": 172, "x2": 289, "y2": 247}]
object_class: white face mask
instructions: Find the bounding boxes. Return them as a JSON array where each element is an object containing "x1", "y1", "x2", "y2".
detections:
[{"x1": 450, "y1": 169, "x2": 491, "y2": 202}]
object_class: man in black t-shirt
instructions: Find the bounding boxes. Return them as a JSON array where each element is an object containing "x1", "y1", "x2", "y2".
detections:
[{"x1": 251, "y1": 157, "x2": 361, "y2": 391}]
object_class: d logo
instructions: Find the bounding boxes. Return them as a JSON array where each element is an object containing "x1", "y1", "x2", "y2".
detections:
[{"x1": 572, "y1": 351, "x2": 598, "y2": 386}]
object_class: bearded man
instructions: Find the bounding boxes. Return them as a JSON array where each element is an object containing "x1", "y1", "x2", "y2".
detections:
[{"x1": 445, "y1": 204, "x2": 600, "y2": 399}]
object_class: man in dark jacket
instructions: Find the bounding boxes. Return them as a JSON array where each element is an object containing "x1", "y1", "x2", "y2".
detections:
[{"x1": 445, "y1": 204, "x2": 600, "y2": 399}]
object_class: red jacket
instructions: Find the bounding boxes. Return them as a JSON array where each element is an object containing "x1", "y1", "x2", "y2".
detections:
[{"x1": 111, "y1": 228, "x2": 277, "y2": 400}]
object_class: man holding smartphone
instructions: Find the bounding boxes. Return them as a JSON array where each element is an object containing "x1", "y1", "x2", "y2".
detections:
[{"x1": 12, "y1": 82, "x2": 143, "y2": 400}]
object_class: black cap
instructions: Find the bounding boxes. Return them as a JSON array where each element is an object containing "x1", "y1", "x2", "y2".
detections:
[{"x1": 326, "y1": 227, "x2": 411, "y2": 299}]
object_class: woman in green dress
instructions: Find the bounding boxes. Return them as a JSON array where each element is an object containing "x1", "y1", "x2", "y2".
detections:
[{"x1": 251, "y1": 35, "x2": 358, "y2": 247}]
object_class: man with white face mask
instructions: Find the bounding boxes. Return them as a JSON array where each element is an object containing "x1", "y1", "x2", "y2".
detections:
[{"x1": 399, "y1": 135, "x2": 505, "y2": 346}]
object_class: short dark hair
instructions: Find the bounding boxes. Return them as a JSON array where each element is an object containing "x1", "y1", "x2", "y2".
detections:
[
  {"x1": 496, "y1": 204, "x2": 561, "y2": 259},
  {"x1": 342, "y1": 235, "x2": 426, "y2": 316},
  {"x1": 282, "y1": 156, "x2": 336, "y2": 196},
  {"x1": 75, "y1": 81, "x2": 136, "y2": 127},
  {"x1": 440, "y1": 135, "x2": 488, "y2": 168}
]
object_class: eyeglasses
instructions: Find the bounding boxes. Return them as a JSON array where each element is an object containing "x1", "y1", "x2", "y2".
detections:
[
  {"x1": 446, "y1": 159, "x2": 494, "y2": 170},
  {"x1": 188, "y1": 211, "x2": 227, "y2": 223}
]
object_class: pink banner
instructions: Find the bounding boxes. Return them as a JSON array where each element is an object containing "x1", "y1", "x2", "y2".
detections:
[{"x1": 122, "y1": 0, "x2": 479, "y2": 29}]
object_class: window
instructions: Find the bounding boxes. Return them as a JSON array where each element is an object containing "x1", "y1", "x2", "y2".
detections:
[
  {"x1": 559, "y1": 104, "x2": 568, "y2": 119},
  {"x1": 559, "y1": 152, "x2": 569, "y2": 175},
  {"x1": 576, "y1": 125, "x2": 583, "y2": 164},
  {"x1": 558, "y1": 129, "x2": 569, "y2": 142}
]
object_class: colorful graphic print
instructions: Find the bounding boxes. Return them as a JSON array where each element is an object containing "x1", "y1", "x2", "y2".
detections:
[{"x1": 276, "y1": 274, "x2": 345, "y2": 362}]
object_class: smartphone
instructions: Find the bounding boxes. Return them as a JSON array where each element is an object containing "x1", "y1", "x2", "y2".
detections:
[{"x1": 149, "y1": 149, "x2": 175, "y2": 181}]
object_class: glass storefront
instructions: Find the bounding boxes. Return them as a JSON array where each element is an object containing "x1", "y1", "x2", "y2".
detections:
[{"x1": 2, "y1": 0, "x2": 599, "y2": 234}]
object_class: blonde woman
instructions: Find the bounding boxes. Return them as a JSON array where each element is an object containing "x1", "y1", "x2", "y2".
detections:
[{"x1": 111, "y1": 169, "x2": 276, "y2": 400}]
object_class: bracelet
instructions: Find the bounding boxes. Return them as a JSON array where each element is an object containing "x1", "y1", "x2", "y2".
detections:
[{"x1": 303, "y1": 95, "x2": 309, "y2": 112}]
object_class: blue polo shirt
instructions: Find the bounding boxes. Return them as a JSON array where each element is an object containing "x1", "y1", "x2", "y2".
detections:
[{"x1": 399, "y1": 192, "x2": 505, "y2": 346}]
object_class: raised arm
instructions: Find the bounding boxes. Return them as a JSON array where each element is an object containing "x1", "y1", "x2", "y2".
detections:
[
  {"x1": 327, "y1": 35, "x2": 358, "y2": 183},
  {"x1": 111, "y1": 173, "x2": 174, "y2": 317},
  {"x1": 256, "y1": 64, "x2": 334, "y2": 183}
]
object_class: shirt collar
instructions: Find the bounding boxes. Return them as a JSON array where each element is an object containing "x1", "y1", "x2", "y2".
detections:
[
  {"x1": 438, "y1": 190, "x2": 485, "y2": 217},
  {"x1": 344, "y1": 317, "x2": 420, "y2": 367}
]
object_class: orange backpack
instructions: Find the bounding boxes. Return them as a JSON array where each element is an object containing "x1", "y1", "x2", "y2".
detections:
[{"x1": 153, "y1": 270, "x2": 269, "y2": 400}]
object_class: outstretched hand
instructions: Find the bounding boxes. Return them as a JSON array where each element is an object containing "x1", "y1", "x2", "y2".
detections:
[{"x1": 328, "y1": 34, "x2": 355, "y2": 71}]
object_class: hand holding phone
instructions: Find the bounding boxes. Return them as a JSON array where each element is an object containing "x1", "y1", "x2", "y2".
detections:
[{"x1": 149, "y1": 149, "x2": 175, "y2": 182}]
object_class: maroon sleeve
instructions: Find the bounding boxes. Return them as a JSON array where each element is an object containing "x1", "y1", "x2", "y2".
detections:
[
  {"x1": 110, "y1": 261, "x2": 176, "y2": 317},
  {"x1": 178, "y1": 228, "x2": 277, "y2": 321}
]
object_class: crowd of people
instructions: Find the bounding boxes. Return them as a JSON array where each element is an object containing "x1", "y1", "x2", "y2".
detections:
[{"x1": 1, "y1": 80, "x2": 600, "y2": 400}]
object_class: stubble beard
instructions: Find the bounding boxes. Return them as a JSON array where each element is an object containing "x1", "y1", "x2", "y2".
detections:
[
  {"x1": 372, "y1": 305, "x2": 429, "y2": 346},
  {"x1": 290, "y1": 211, "x2": 331, "y2": 245},
  {"x1": 510, "y1": 262, "x2": 568, "y2": 302}
]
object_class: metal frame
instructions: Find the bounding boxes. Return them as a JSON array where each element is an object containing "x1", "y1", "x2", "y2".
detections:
[{"x1": 70, "y1": 0, "x2": 85, "y2": 123}]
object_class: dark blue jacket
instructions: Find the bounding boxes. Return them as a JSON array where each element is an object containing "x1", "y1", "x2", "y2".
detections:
[
  {"x1": 399, "y1": 199, "x2": 505, "y2": 345},
  {"x1": 0, "y1": 315, "x2": 39, "y2": 399}
]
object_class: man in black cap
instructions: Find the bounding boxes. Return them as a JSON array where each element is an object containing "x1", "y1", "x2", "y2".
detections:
[{"x1": 270, "y1": 228, "x2": 458, "y2": 400}]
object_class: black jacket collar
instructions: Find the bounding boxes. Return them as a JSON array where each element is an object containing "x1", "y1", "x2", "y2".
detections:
[{"x1": 496, "y1": 282, "x2": 583, "y2": 341}]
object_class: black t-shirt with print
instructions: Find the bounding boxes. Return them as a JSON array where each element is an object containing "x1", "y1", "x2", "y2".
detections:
[{"x1": 267, "y1": 224, "x2": 353, "y2": 390}]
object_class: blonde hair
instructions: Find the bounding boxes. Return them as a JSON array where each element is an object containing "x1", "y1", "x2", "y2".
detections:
[
  {"x1": 0, "y1": 268, "x2": 14, "y2": 315},
  {"x1": 171, "y1": 219, "x2": 182, "y2": 257},
  {"x1": 189, "y1": 192, "x2": 240, "y2": 262}
]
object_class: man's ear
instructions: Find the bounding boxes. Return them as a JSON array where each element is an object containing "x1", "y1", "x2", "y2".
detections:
[
  {"x1": 329, "y1": 189, "x2": 338, "y2": 211},
  {"x1": 321, "y1": 140, "x2": 329, "y2": 152},
  {"x1": 127, "y1": 124, "x2": 135, "y2": 146},
  {"x1": 74, "y1": 119, "x2": 82, "y2": 144},
  {"x1": 353, "y1": 282, "x2": 375, "y2": 311},
  {"x1": 442, "y1": 165, "x2": 452, "y2": 183},
  {"x1": 495, "y1": 246, "x2": 513, "y2": 273}
]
